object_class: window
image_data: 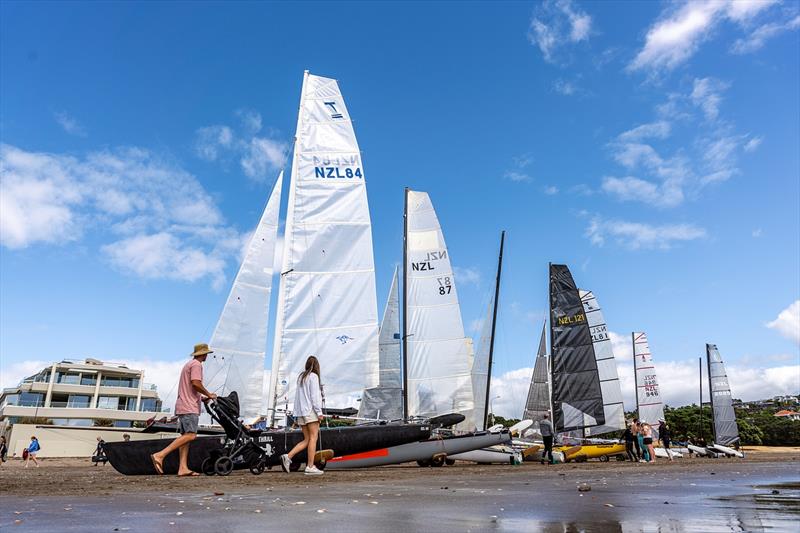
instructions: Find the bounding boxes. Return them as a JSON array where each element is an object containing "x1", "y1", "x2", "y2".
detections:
[
  {"x1": 67, "y1": 395, "x2": 90, "y2": 408},
  {"x1": 113, "y1": 420, "x2": 132, "y2": 428},
  {"x1": 19, "y1": 392, "x2": 44, "y2": 407},
  {"x1": 57, "y1": 372, "x2": 80, "y2": 385},
  {"x1": 97, "y1": 396, "x2": 120, "y2": 410},
  {"x1": 139, "y1": 398, "x2": 161, "y2": 412},
  {"x1": 80, "y1": 376, "x2": 97, "y2": 386},
  {"x1": 125, "y1": 397, "x2": 137, "y2": 411},
  {"x1": 2, "y1": 394, "x2": 20, "y2": 407}
]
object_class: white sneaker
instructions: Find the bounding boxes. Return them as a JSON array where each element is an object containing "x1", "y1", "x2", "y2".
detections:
[
  {"x1": 280, "y1": 454, "x2": 291, "y2": 473},
  {"x1": 304, "y1": 465, "x2": 323, "y2": 476}
]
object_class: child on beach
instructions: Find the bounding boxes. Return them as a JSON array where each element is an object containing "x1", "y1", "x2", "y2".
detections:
[
  {"x1": 25, "y1": 436, "x2": 40, "y2": 467},
  {"x1": 280, "y1": 356, "x2": 325, "y2": 476}
]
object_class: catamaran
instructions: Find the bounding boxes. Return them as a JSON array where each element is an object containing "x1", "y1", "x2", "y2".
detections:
[
  {"x1": 105, "y1": 71, "x2": 433, "y2": 474},
  {"x1": 706, "y1": 343, "x2": 744, "y2": 458},
  {"x1": 327, "y1": 190, "x2": 510, "y2": 469}
]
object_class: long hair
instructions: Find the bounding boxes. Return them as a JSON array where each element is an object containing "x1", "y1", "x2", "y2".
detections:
[{"x1": 299, "y1": 355, "x2": 320, "y2": 384}]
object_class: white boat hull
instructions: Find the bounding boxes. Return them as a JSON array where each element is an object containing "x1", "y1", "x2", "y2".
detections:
[
  {"x1": 687, "y1": 444, "x2": 710, "y2": 456},
  {"x1": 449, "y1": 445, "x2": 520, "y2": 464},
  {"x1": 712, "y1": 443, "x2": 744, "y2": 458},
  {"x1": 654, "y1": 447, "x2": 683, "y2": 458},
  {"x1": 326, "y1": 430, "x2": 511, "y2": 469}
]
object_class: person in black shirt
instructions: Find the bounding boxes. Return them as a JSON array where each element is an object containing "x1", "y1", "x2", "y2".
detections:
[
  {"x1": 658, "y1": 419, "x2": 673, "y2": 461},
  {"x1": 623, "y1": 421, "x2": 639, "y2": 462}
]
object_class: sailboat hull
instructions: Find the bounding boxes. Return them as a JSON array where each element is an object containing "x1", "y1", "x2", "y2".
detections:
[
  {"x1": 105, "y1": 423, "x2": 431, "y2": 475},
  {"x1": 711, "y1": 443, "x2": 744, "y2": 458},
  {"x1": 449, "y1": 444, "x2": 519, "y2": 464},
  {"x1": 556, "y1": 443, "x2": 626, "y2": 462},
  {"x1": 326, "y1": 430, "x2": 511, "y2": 469}
]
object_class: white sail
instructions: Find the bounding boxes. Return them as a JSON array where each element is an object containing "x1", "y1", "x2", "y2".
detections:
[
  {"x1": 268, "y1": 72, "x2": 379, "y2": 423},
  {"x1": 378, "y1": 267, "x2": 402, "y2": 388},
  {"x1": 633, "y1": 332, "x2": 664, "y2": 437},
  {"x1": 471, "y1": 294, "x2": 494, "y2": 431},
  {"x1": 357, "y1": 267, "x2": 403, "y2": 421},
  {"x1": 205, "y1": 171, "x2": 283, "y2": 422},
  {"x1": 405, "y1": 189, "x2": 475, "y2": 430},
  {"x1": 579, "y1": 290, "x2": 625, "y2": 435}
]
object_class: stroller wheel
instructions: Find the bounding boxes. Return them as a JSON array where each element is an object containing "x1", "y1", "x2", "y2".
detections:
[
  {"x1": 249, "y1": 461, "x2": 265, "y2": 475},
  {"x1": 214, "y1": 456, "x2": 234, "y2": 476},
  {"x1": 201, "y1": 457, "x2": 216, "y2": 476}
]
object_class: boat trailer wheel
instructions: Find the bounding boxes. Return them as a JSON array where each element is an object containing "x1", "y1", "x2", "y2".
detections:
[
  {"x1": 430, "y1": 455, "x2": 446, "y2": 467},
  {"x1": 599, "y1": 454, "x2": 610, "y2": 462},
  {"x1": 416, "y1": 459, "x2": 431, "y2": 467},
  {"x1": 214, "y1": 456, "x2": 234, "y2": 476},
  {"x1": 445, "y1": 458, "x2": 455, "y2": 466}
]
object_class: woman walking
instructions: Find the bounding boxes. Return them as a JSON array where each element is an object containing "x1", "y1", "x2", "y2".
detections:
[
  {"x1": 658, "y1": 419, "x2": 673, "y2": 461},
  {"x1": 280, "y1": 356, "x2": 325, "y2": 476},
  {"x1": 25, "y1": 436, "x2": 40, "y2": 468}
]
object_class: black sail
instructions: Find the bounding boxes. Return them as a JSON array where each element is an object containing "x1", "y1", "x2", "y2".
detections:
[
  {"x1": 706, "y1": 343, "x2": 740, "y2": 446},
  {"x1": 549, "y1": 264, "x2": 605, "y2": 432}
]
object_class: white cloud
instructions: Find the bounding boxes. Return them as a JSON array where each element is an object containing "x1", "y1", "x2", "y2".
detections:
[
  {"x1": 744, "y1": 136, "x2": 763, "y2": 152},
  {"x1": 503, "y1": 153, "x2": 534, "y2": 182},
  {"x1": 454, "y1": 266, "x2": 481, "y2": 287},
  {"x1": 629, "y1": 0, "x2": 780, "y2": 73},
  {"x1": 528, "y1": 0, "x2": 593, "y2": 64},
  {"x1": 690, "y1": 77, "x2": 729, "y2": 121},
  {"x1": 601, "y1": 176, "x2": 684, "y2": 208},
  {"x1": 0, "y1": 143, "x2": 249, "y2": 287},
  {"x1": 767, "y1": 300, "x2": 800, "y2": 345},
  {"x1": 553, "y1": 79, "x2": 577, "y2": 95},
  {"x1": 731, "y1": 14, "x2": 800, "y2": 53},
  {"x1": 54, "y1": 111, "x2": 86, "y2": 137},
  {"x1": 543, "y1": 185, "x2": 559, "y2": 195},
  {"x1": 194, "y1": 111, "x2": 287, "y2": 180},
  {"x1": 0, "y1": 359, "x2": 50, "y2": 390},
  {"x1": 102, "y1": 232, "x2": 228, "y2": 289},
  {"x1": 752, "y1": 228, "x2": 762, "y2": 237},
  {"x1": 586, "y1": 215, "x2": 707, "y2": 250},
  {"x1": 504, "y1": 171, "x2": 532, "y2": 182},
  {"x1": 618, "y1": 121, "x2": 672, "y2": 142}
]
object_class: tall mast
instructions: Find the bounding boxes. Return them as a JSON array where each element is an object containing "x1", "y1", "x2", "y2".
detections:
[
  {"x1": 547, "y1": 262, "x2": 554, "y2": 430},
  {"x1": 483, "y1": 230, "x2": 505, "y2": 429},
  {"x1": 706, "y1": 344, "x2": 715, "y2": 443},
  {"x1": 401, "y1": 187, "x2": 409, "y2": 420},
  {"x1": 633, "y1": 332, "x2": 639, "y2": 417},
  {"x1": 698, "y1": 355, "x2": 703, "y2": 442}
]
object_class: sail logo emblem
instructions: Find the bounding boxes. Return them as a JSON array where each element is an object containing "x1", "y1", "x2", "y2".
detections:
[
  {"x1": 336, "y1": 335, "x2": 354, "y2": 345},
  {"x1": 324, "y1": 101, "x2": 344, "y2": 119}
]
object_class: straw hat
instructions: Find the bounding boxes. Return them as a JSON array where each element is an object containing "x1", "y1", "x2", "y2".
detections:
[{"x1": 191, "y1": 343, "x2": 213, "y2": 357}]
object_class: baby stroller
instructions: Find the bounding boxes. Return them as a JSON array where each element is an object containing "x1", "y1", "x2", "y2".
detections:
[{"x1": 202, "y1": 392, "x2": 270, "y2": 476}]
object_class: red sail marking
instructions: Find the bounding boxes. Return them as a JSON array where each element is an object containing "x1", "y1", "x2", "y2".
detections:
[{"x1": 328, "y1": 448, "x2": 390, "y2": 463}]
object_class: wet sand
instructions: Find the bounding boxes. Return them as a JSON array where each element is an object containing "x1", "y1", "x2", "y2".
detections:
[{"x1": 2, "y1": 452, "x2": 798, "y2": 531}]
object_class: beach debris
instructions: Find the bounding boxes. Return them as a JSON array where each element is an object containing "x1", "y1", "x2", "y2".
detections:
[
  {"x1": 175, "y1": 512, "x2": 183, "y2": 516},
  {"x1": 771, "y1": 489, "x2": 780, "y2": 495},
  {"x1": 294, "y1": 501, "x2": 306, "y2": 505},
  {"x1": 14, "y1": 520, "x2": 23, "y2": 525},
  {"x1": 64, "y1": 507, "x2": 73, "y2": 511},
  {"x1": 604, "y1": 504, "x2": 614, "y2": 508},
  {"x1": 370, "y1": 501, "x2": 379, "y2": 505},
  {"x1": 168, "y1": 522, "x2": 175, "y2": 526},
  {"x1": 14, "y1": 511, "x2": 21, "y2": 515},
  {"x1": 577, "y1": 484, "x2": 592, "y2": 492},
  {"x1": 317, "y1": 509, "x2": 326, "y2": 514},
  {"x1": 440, "y1": 486, "x2": 448, "y2": 490},
  {"x1": 214, "y1": 491, "x2": 224, "y2": 496},
  {"x1": 178, "y1": 500, "x2": 184, "y2": 503},
  {"x1": 664, "y1": 501, "x2": 669, "y2": 504},
  {"x1": 255, "y1": 510, "x2": 262, "y2": 514}
]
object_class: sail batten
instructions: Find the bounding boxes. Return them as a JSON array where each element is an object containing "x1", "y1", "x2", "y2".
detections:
[
  {"x1": 707, "y1": 344, "x2": 740, "y2": 446},
  {"x1": 205, "y1": 171, "x2": 283, "y2": 422},
  {"x1": 405, "y1": 190, "x2": 475, "y2": 430},
  {"x1": 268, "y1": 72, "x2": 379, "y2": 423}
]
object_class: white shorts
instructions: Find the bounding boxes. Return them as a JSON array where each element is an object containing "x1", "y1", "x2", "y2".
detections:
[{"x1": 297, "y1": 415, "x2": 320, "y2": 426}]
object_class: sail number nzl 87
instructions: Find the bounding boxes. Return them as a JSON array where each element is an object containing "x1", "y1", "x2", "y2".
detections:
[{"x1": 314, "y1": 166, "x2": 363, "y2": 179}]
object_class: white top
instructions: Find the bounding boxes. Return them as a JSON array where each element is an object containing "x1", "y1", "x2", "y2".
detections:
[{"x1": 293, "y1": 372, "x2": 323, "y2": 417}]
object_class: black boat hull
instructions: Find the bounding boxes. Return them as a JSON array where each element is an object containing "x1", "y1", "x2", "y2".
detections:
[{"x1": 105, "y1": 423, "x2": 431, "y2": 475}]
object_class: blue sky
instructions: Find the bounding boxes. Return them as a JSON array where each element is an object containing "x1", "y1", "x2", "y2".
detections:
[{"x1": 2, "y1": 1, "x2": 798, "y2": 417}]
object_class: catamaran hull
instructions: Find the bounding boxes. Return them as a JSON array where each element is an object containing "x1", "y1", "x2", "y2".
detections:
[
  {"x1": 687, "y1": 444, "x2": 711, "y2": 456},
  {"x1": 711, "y1": 443, "x2": 744, "y2": 458},
  {"x1": 105, "y1": 423, "x2": 431, "y2": 475},
  {"x1": 449, "y1": 444, "x2": 519, "y2": 464},
  {"x1": 653, "y1": 447, "x2": 683, "y2": 458},
  {"x1": 557, "y1": 443, "x2": 626, "y2": 462},
  {"x1": 326, "y1": 431, "x2": 511, "y2": 469}
]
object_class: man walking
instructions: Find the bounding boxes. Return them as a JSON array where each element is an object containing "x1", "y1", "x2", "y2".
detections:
[
  {"x1": 151, "y1": 343, "x2": 216, "y2": 476},
  {"x1": 540, "y1": 414, "x2": 554, "y2": 465}
]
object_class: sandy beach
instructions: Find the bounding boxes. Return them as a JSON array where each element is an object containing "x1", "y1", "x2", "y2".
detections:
[{"x1": 2, "y1": 449, "x2": 798, "y2": 532}]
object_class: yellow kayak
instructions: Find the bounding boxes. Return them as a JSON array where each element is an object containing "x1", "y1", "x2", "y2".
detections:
[{"x1": 556, "y1": 443, "x2": 626, "y2": 462}]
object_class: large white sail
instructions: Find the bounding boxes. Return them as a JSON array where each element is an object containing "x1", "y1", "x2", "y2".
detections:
[
  {"x1": 580, "y1": 290, "x2": 625, "y2": 436},
  {"x1": 268, "y1": 72, "x2": 379, "y2": 423},
  {"x1": 471, "y1": 294, "x2": 494, "y2": 431},
  {"x1": 633, "y1": 332, "x2": 664, "y2": 437},
  {"x1": 405, "y1": 189, "x2": 475, "y2": 430},
  {"x1": 205, "y1": 171, "x2": 283, "y2": 422},
  {"x1": 357, "y1": 267, "x2": 403, "y2": 421}
]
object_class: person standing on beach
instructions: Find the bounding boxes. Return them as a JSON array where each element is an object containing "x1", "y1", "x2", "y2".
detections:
[
  {"x1": 658, "y1": 419, "x2": 673, "y2": 461},
  {"x1": 539, "y1": 414, "x2": 555, "y2": 465},
  {"x1": 633, "y1": 419, "x2": 648, "y2": 462},
  {"x1": 642, "y1": 423, "x2": 656, "y2": 463},
  {"x1": 151, "y1": 343, "x2": 217, "y2": 477},
  {"x1": 24, "y1": 436, "x2": 40, "y2": 467},
  {"x1": 0, "y1": 436, "x2": 8, "y2": 465},
  {"x1": 623, "y1": 421, "x2": 639, "y2": 462},
  {"x1": 280, "y1": 356, "x2": 325, "y2": 476}
]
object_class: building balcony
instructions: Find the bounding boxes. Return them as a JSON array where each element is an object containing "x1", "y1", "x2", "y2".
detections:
[
  {"x1": 24, "y1": 381, "x2": 158, "y2": 398},
  {"x1": 0, "y1": 404, "x2": 162, "y2": 422}
]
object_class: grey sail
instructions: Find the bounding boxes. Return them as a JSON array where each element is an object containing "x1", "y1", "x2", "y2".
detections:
[
  {"x1": 523, "y1": 322, "x2": 551, "y2": 428},
  {"x1": 471, "y1": 292, "x2": 494, "y2": 431},
  {"x1": 549, "y1": 263, "x2": 605, "y2": 433},
  {"x1": 357, "y1": 267, "x2": 403, "y2": 421},
  {"x1": 707, "y1": 344, "x2": 740, "y2": 446}
]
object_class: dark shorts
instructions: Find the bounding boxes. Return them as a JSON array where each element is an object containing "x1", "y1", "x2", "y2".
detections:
[
  {"x1": 177, "y1": 413, "x2": 199, "y2": 434},
  {"x1": 643, "y1": 437, "x2": 653, "y2": 445},
  {"x1": 663, "y1": 440, "x2": 671, "y2": 449}
]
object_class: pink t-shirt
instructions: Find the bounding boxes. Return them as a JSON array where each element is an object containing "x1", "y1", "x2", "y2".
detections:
[{"x1": 175, "y1": 358, "x2": 203, "y2": 415}]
